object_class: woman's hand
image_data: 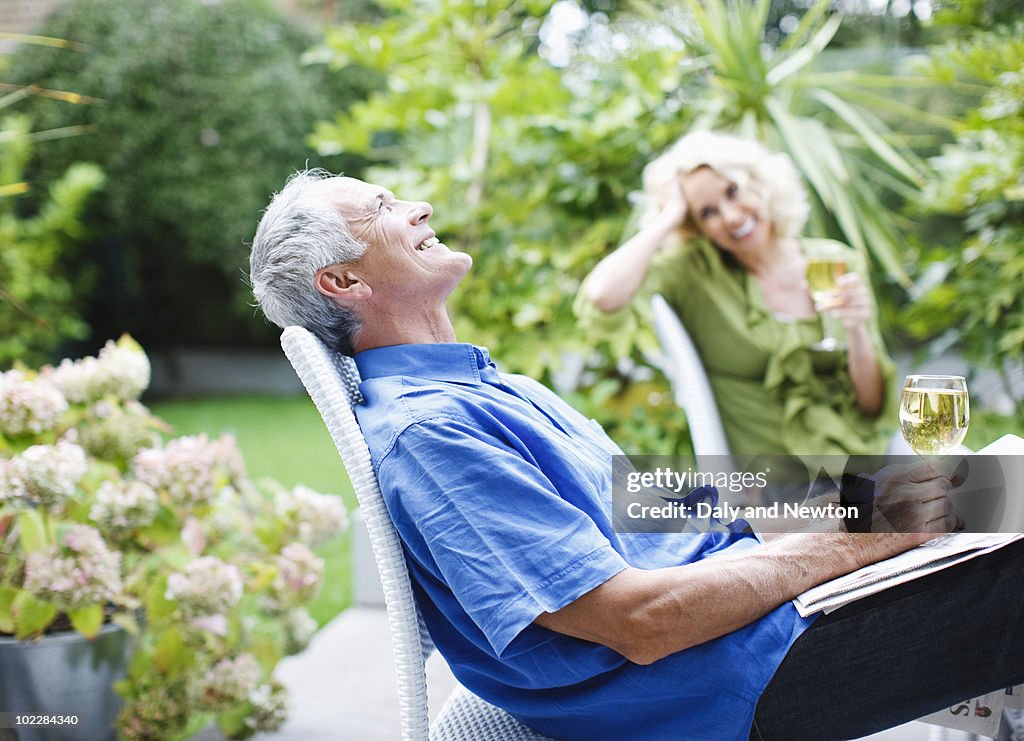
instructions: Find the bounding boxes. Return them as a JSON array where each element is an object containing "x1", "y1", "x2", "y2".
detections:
[
  {"x1": 826, "y1": 270, "x2": 885, "y2": 416},
  {"x1": 829, "y1": 272, "x2": 872, "y2": 334},
  {"x1": 649, "y1": 176, "x2": 688, "y2": 236},
  {"x1": 582, "y1": 176, "x2": 688, "y2": 313}
]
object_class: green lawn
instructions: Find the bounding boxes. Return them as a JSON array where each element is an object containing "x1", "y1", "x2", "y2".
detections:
[{"x1": 147, "y1": 394, "x2": 355, "y2": 626}]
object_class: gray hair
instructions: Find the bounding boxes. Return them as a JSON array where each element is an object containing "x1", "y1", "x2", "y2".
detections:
[
  {"x1": 249, "y1": 169, "x2": 367, "y2": 355},
  {"x1": 642, "y1": 131, "x2": 810, "y2": 240}
]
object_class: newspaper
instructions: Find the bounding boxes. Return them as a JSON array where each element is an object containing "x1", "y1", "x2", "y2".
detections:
[
  {"x1": 792, "y1": 434, "x2": 1024, "y2": 738},
  {"x1": 794, "y1": 434, "x2": 1024, "y2": 617},
  {"x1": 919, "y1": 690, "x2": 1006, "y2": 737},
  {"x1": 794, "y1": 531, "x2": 1023, "y2": 616}
]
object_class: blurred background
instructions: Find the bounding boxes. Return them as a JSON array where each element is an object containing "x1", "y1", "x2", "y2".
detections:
[{"x1": 2, "y1": 0, "x2": 1023, "y2": 624}]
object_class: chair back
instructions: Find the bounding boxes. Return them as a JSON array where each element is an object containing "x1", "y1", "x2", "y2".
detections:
[
  {"x1": 650, "y1": 294, "x2": 734, "y2": 472},
  {"x1": 281, "y1": 326, "x2": 433, "y2": 741}
]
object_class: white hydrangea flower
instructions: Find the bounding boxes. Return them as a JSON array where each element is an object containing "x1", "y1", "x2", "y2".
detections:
[
  {"x1": 274, "y1": 485, "x2": 348, "y2": 547},
  {"x1": 3, "y1": 439, "x2": 88, "y2": 510},
  {"x1": 133, "y1": 434, "x2": 245, "y2": 508},
  {"x1": 197, "y1": 654, "x2": 263, "y2": 708},
  {"x1": 44, "y1": 337, "x2": 150, "y2": 404},
  {"x1": 23, "y1": 524, "x2": 123, "y2": 610},
  {"x1": 274, "y1": 543, "x2": 324, "y2": 604},
  {"x1": 89, "y1": 479, "x2": 159, "y2": 531},
  {"x1": 283, "y1": 607, "x2": 318, "y2": 654},
  {"x1": 0, "y1": 370, "x2": 68, "y2": 437},
  {"x1": 245, "y1": 680, "x2": 288, "y2": 733},
  {"x1": 165, "y1": 556, "x2": 243, "y2": 618},
  {"x1": 96, "y1": 338, "x2": 150, "y2": 400},
  {"x1": 78, "y1": 400, "x2": 161, "y2": 463}
]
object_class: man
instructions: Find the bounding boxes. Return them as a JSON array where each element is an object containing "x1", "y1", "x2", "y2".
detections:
[{"x1": 250, "y1": 170, "x2": 1024, "y2": 740}]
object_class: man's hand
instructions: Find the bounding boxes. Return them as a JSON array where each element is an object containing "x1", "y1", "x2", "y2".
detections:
[
  {"x1": 534, "y1": 463, "x2": 964, "y2": 665},
  {"x1": 864, "y1": 456, "x2": 963, "y2": 539}
]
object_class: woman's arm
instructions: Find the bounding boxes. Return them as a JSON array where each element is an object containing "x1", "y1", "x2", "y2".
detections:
[
  {"x1": 832, "y1": 272, "x2": 885, "y2": 416},
  {"x1": 583, "y1": 197, "x2": 687, "y2": 314}
]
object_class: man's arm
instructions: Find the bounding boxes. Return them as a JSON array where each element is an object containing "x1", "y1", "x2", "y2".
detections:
[{"x1": 535, "y1": 531, "x2": 938, "y2": 665}]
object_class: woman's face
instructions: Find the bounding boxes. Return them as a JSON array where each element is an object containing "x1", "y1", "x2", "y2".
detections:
[{"x1": 680, "y1": 166, "x2": 772, "y2": 257}]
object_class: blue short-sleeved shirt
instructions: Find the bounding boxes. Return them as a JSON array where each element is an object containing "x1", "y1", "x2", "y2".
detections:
[{"x1": 354, "y1": 343, "x2": 814, "y2": 741}]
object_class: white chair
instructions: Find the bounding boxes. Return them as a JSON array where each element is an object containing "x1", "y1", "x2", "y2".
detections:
[
  {"x1": 649, "y1": 294, "x2": 734, "y2": 473},
  {"x1": 280, "y1": 326, "x2": 556, "y2": 741}
]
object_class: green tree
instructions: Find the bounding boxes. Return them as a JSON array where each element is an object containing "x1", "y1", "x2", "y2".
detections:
[
  {"x1": 906, "y1": 23, "x2": 1024, "y2": 409},
  {"x1": 312, "y1": 0, "x2": 693, "y2": 452},
  {"x1": 5, "y1": 0, "x2": 369, "y2": 349}
]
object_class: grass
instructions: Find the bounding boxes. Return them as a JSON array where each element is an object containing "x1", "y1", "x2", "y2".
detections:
[{"x1": 146, "y1": 394, "x2": 355, "y2": 626}]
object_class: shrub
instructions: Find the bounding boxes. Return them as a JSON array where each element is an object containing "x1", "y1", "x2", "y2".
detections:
[
  {"x1": 5, "y1": 0, "x2": 368, "y2": 348},
  {"x1": 0, "y1": 336, "x2": 348, "y2": 738},
  {"x1": 0, "y1": 113, "x2": 104, "y2": 367},
  {"x1": 907, "y1": 23, "x2": 1024, "y2": 409}
]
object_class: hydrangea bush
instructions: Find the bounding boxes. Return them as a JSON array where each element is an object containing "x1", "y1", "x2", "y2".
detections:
[{"x1": 0, "y1": 335, "x2": 348, "y2": 739}]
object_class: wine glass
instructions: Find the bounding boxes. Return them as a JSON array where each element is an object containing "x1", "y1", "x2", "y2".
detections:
[
  {"x1": 804, "y1": 243, "x2": 848, "y2": 351},
  {"x1": 899, "y1": 375, "x2": 970, "y2": 455}
]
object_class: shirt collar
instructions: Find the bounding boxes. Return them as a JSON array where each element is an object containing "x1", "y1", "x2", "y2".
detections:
[{"x1": 354, "y1": 343, "x2": 495, "y2": 385}]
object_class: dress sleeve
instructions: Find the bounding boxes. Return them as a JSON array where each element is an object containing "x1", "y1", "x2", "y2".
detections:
[
  {"x1": 377, "y1": 415, "x2": 629, "y2": 657},
  {"x1": 573, "y1": 238, "x2": 705, "y2": 347}
]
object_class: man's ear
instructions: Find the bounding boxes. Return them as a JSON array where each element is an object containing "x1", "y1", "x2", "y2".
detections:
[{"x1": 314, "y1": 265, "x2": 372, "y2": 304}]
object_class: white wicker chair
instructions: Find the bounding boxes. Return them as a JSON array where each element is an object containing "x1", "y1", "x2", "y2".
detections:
[
  {"x1": 649, "y1": 294, "x2": 734, "y2": 473},
  {"x1": 280, "y1": 326, "x2": 556, "y2": 741}
]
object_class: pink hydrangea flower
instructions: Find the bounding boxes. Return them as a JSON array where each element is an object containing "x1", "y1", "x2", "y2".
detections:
[{"x1": 23, "y1": 524, "x2": 123, "y2": 610}]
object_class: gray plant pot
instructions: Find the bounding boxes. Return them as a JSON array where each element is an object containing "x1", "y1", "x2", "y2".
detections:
[{"x1": 0, "y1": 622, "x2": 133, "y2": 741}]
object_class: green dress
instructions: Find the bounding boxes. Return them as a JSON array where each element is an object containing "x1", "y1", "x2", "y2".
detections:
[{"x1": 575, "y1": 237, "x2": 898, "y2": 456}]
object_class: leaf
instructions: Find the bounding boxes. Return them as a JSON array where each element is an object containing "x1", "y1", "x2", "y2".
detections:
[
  {"x1": 248, "y1": 635, "x2": 282, "y2": 673},
  {"x1": 154, "y1": 543, "x2": 194, "y2": 570},
  {"x1": 11, "y1": 591, "x2": 58, "y2": 639},
  {"x1": 216, "y1": 706, "x2": 249, "y2": 738},
  {"x1": 767, "y1": 13, "x2": 842, "y2": 87},
  {"x1": 137, "y1": 505, "x2": 182, "y2": 548},
  {"x1": 143, "y1": 575, "x2": 176, "y2": 623},
  {"x1": 153, "y1": 628, "x2": 186, "y2": 674},
  {"x1": 780, "y1": 0, "x2": 833, "y2": 52},
  {"x1": 0, "y1": 586, "x2": 17, "y2": 634},
  {"x1": 808, "y1": 89, "x2": 925, "y2": 186},
  {"x1": 68, "y1": 604, "x2": 105, "y2": 639},
  {"x1": 110, "y1": 611, "x2": 140, "y2": 637},
  {"x1": 16, "y1": 509, "x2": 48, "y2": 552}
]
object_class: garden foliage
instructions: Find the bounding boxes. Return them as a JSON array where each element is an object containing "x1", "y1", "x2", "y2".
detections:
[
  {"x1": 311, "y1": 0, "x2": 694, "y2": 453},
  {"x1": 0, "y1": 114, "x2": 103, "y2": 367},
  {"x1": 0, "y1": 337, "x2": 348, "y2": 739},
  {"x1": 310, "y1": 0, "x2": 948, "y2": 453},
  {"x1": 4, "y1": 0, "x2": 367, "y2": 348},
  {"x1": 907, "y1": 23, "x2": 1024, "y2": 407}
]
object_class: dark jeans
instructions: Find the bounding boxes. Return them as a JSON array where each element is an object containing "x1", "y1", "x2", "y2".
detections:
[{"x1": 750, "y1": 538, "x2": 1024, "y2": 741}]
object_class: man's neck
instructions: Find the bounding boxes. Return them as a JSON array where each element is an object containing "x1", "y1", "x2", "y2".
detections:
[{"x1": 352, "y1": 306, "x2": 457, "y2": 353}]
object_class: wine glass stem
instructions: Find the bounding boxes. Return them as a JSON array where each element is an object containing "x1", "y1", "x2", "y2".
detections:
[{"x1": 820, "y1": 307, "x2": 839, "y2": 347}]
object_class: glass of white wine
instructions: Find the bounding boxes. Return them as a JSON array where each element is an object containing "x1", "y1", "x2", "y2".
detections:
[
  {"x1": 804, "y1": 243, "x2": 848, "y2": 351},
  {"x1": 899, "y1": 375, "x2": 970, "y2": 455}
]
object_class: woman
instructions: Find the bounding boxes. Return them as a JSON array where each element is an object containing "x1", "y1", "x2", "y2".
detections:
[{"x1": 576, "y1": 131, "x2": 896, "y2": 457}]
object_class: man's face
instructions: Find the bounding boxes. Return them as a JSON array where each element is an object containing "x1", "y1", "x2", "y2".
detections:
[{"x1": 318, "y1": 176, "x2": 472, "y2": 306}]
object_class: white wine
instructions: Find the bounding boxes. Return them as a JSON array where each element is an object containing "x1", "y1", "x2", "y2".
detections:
[
  {"x1": 899, "y1": 387, "x2": 970, "y2": 455},
  {"x1": 806, "y1": 257, "x2": 847, "y2": 304}
]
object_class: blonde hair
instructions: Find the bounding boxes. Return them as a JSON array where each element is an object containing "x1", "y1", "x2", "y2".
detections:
[{"x1": 641, "y1": 130, "x2": 810, "y2": 241}]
